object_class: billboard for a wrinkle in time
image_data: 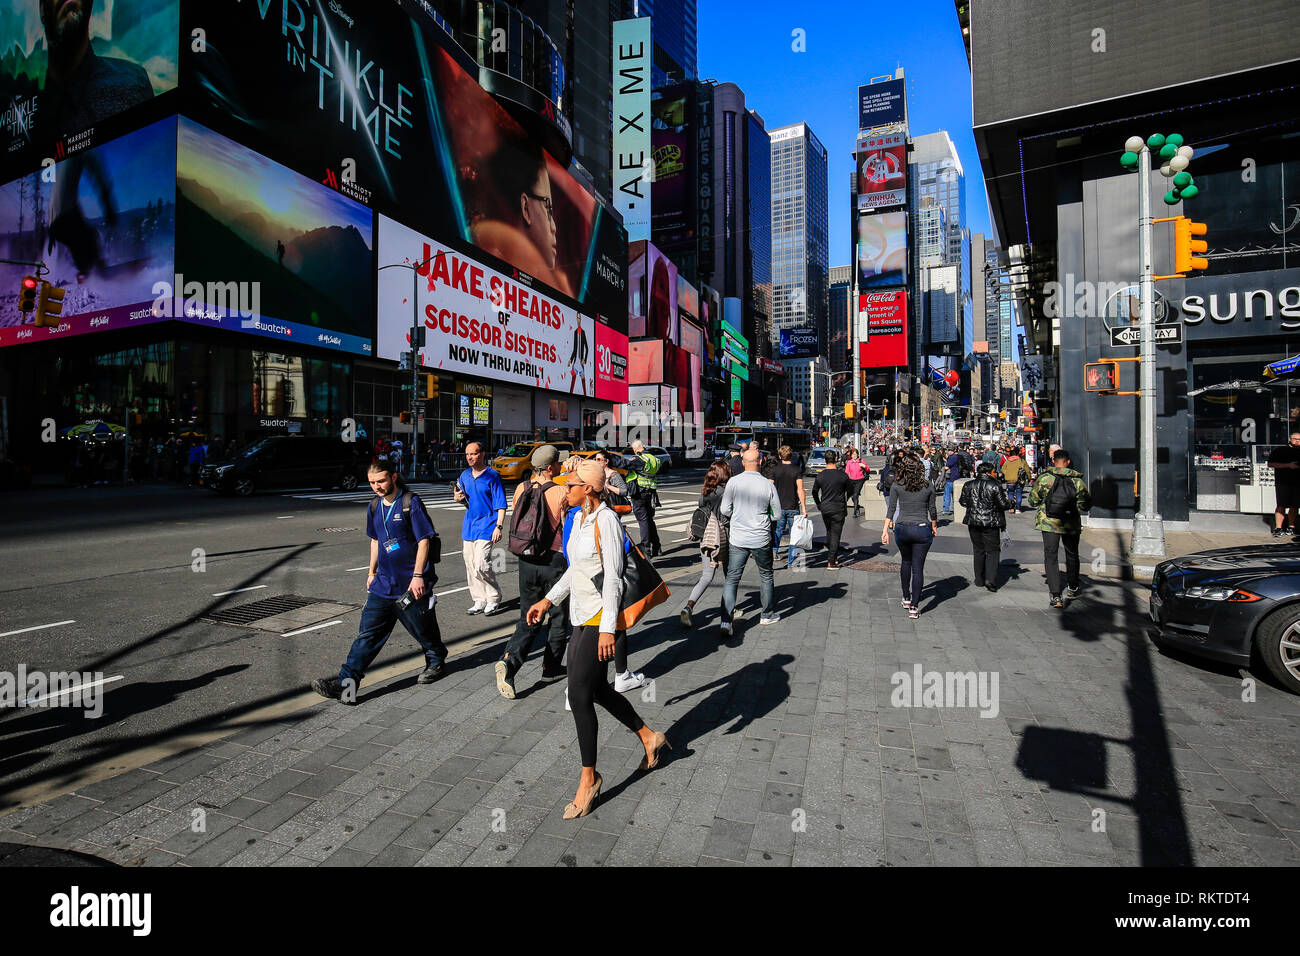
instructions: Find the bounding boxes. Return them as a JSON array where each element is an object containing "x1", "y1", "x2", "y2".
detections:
[{"x1": 181, "y1": 0, "x2": 627, "y2": 333}]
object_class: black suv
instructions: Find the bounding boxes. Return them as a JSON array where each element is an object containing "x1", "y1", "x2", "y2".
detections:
[{"x1": 200, "y1": 436, "x2": 365, "y2": 496}]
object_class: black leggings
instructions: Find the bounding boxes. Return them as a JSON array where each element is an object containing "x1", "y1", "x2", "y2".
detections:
[
  {"x1": 569, "y1": 625, "x2": 644, "y2": 767},
  {"x1": 614, "y1": 630, "x2": 628, "y2": 674},
  {"x1": 849, "y1": 477, "x2": 866, "y2": 509}
]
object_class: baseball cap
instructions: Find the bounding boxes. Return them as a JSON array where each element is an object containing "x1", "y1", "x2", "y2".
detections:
[
  {"x1": 561, "y1": 459, "x2": 606, "y2": 491},
  {"x1": 530, "y1": 444, "x2": 560, "y2": 469}
]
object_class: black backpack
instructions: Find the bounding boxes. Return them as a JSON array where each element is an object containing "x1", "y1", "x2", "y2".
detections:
[
  {"x1": 370, "y1": 491, "x2": 441, "y2": 563},
  {"x1": 1043, "y1": 473, "x2": 1078, "y2": 520},
  {"x1": 509, "y1": 480, "x2": 553, "y2": 558},
  {"x1": 688, "y1": 499, "x2": 712, "y2": 540}
]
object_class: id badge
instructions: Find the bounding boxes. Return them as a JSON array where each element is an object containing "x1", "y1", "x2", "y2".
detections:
[{"x1": 383, "y1": 538, "x2": 401, "y2": 554}]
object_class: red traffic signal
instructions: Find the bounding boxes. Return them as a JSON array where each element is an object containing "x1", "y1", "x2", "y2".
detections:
[
  {"x1": 19, "y1": 276, "x2": 38, "y2": 313},
  {"x1": 732, "y1": 400, "x2": 742, "y2": 415}
]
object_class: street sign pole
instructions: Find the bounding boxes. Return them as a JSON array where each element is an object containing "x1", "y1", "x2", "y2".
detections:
[{"x1": 1132, "y1": 144, "x2": 1166, "y2": 557}]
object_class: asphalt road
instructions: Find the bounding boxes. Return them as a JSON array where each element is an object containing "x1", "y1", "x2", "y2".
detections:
[{"x1": 0, "y1": 465, "x2": 714, "y2": 810}]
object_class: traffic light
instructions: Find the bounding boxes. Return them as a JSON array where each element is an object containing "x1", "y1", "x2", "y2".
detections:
[
  {"x1": 843, "y1": 402, "x2": 855, "y2": 419},
  {"x1": 418, "y1": 373, "x2": 438, "y2": 401},
  {"x1": 18, "y1": 276, "x2": 38, "y2": 314},
  {"x1": 35, "y1": 280, "x2": 66, "y2": 327},
  {"x1": 398, "y1": 411, "x2": 412, "y2": 425},
  {"x1": 1174, "y1": 217, "x2": 1210, "y2": 274},
  {"x1": 1084, "y1": 361, "x2": 1120, "y2": 392}
]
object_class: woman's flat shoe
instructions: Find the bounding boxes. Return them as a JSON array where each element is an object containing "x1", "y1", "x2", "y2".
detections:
[
  {"x1": 563, "y1": 772, "x2": 602, "y2": 819},
  {"x1": 639, "y1": 732, "x2": 671, "y2": 771}
]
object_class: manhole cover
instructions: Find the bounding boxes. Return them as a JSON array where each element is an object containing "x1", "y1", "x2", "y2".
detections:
[{"x1": 204, "y1": 595, "x2": 317, "y2": 625}]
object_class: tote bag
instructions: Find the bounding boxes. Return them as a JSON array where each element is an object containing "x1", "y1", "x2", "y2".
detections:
[{"x1": 592, "y1": 520, "x2": 670, "y2": 629}]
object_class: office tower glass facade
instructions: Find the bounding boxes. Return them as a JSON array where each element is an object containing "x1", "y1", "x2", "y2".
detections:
[{"x1": 769, "y1": 124, "x2": 829, "y2": 358}]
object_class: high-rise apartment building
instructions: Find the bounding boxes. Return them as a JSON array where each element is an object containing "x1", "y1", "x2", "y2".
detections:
[
  {"x1": 828, "y1": 264, "x2": 853, "y2": 404},
  {"x1": 910, "y1": 131, "x2": 965, "y2": 264},
  {"x1": 769, "y1": 123, "x2": 829, "y2": 359}
]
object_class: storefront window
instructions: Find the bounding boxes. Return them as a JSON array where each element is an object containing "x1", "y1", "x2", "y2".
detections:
[{"x1": 1190, "y1": 349, "x2": 1299, "y2": 511}]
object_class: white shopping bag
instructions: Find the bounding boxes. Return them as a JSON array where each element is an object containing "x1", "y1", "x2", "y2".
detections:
[
  {"x1": 1000, "y1": 529, "x2": 1013, "y2": 551},
  {"x1": 791, "y1": 514, "x2": 814, "y2": 551}
]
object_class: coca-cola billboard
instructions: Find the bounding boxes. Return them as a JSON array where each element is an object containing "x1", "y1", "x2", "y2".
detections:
[{"x1": 858, "y1": 290, "x2": 909, "y2": 369}]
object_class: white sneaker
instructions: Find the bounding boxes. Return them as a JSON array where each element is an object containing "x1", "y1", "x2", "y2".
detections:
[
  {"x1": 482, "y1": 602, "x2": 500, "y2": 616},
  {"x1": 614, "y1": 671, "x2": 648, "y2": 692},
  {"x1": 759, "y1": 612, "x2": 781, "y2": 626},
  {"x1": 564, "y1": 686, "x2": 571, "y2": 711},
  {"x1": 719, "y1": 619, "x2": 733, "y2": 637},
  {"x1": 467, "y1": 602, "x2": 485, "y2": 615}
]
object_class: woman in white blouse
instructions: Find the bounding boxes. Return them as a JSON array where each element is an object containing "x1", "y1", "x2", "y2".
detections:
[{"x1": 527, "y1": 459, "x2": 670, "y2": 819}]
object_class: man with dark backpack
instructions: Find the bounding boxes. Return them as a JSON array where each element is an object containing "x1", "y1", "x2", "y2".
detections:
[
  {"x1": 1028, "y1": 447, "x2": 1092, "y2": 608},
  {"x1": 496, "y1": 445, "x2": 570, "y2": 700},
  {"x1": 311, "y1": 458, "x2": 447, "y2": 705}
]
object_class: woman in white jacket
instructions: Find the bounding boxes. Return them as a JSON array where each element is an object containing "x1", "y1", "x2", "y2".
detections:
[{"x1": 527, "y1": 460, "x2": 670, "y2": 819}]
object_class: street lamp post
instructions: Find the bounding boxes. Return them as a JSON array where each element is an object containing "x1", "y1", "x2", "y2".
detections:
[{"x1": 379, "y1": 249, "x2": 447, "y2": 480}]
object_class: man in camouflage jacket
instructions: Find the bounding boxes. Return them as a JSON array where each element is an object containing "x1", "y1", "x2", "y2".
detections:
[{"x1": 1027, "y1": 448, "x2": 1092, "y2": 607}]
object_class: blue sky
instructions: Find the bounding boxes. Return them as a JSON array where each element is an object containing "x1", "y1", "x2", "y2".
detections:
[{"x1": 698, "y1": 0, "x2": 991, "y2": 264}]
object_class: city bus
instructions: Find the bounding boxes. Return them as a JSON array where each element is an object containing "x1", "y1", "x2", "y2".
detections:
[{"x1": 715, "y1": 422, "x2": 815, "y2": 459}]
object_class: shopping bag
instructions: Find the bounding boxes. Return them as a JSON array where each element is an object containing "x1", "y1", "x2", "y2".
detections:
[
  {"x1": 1000, "y1": 529, "x2": 1013, "y2": 551},
  {"x1": 790, "y1": 514, "x2": 814, "y2": 551}
]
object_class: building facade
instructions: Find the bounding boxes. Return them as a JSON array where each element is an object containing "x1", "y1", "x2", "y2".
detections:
[{"x1": 769, "y1": 123, "x2": 830, "y2": 361}]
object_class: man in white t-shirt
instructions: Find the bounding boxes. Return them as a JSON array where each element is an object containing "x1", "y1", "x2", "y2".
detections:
[{"x1": 718, "y1": 448, "x2": 782, "y2": 635}]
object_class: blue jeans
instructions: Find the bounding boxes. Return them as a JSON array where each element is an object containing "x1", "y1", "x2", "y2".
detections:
[
  {"x1": 943, "y1": 479, "x2": 955, "y2": 513},
  {"x1": 1005, "y1": 482, "x2": 1023, "y2": 510},
  {"x1": 895, "y1": 522, "x2": 934, "y2": 606},
  {"x1": 339, "y1": 591, "x2": 448, "y2": 686},
  {"x1": 723, "y1": 545, "x2": 774, "y2": 620},
  {"x1": 772, "y1": 509, "x2": 801, "y2": 563}
]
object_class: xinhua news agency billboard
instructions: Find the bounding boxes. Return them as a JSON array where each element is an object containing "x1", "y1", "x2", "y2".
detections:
[{"x1": 857, "y1": 78, "x2": 906, "y2": 130}]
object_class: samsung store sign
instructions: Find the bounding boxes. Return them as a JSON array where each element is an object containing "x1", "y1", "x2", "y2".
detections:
[{"x1": 1180, "y1": 270, "x2": 1300, "y2": 336}]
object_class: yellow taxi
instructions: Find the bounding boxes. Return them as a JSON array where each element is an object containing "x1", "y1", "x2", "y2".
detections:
[
  {"x1": 565, "y1": 447, "x2": 632, "y2": 477},
  {"x1": 491, "y1": 441, "x2": 574, "y2": 481}
]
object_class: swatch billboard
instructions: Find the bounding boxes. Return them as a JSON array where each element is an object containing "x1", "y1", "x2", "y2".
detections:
[
  {"x1": 858, "y1": 290, "x2": 909, "y2": 369},
  {"x1": 0, "y1": 117, "x2": 176, "y2": 348},
  {"x1": 174, "y1": 118, "x2": 374, "y2": 354},
  {"x1": 181, "y1": 0, "x2": 627, "y2": 333},
  {"x1": 378, "y1": 217, "x2": 597, "y2": 397}
]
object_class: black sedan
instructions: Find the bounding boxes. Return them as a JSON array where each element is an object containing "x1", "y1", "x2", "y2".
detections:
[{"x1": 1149, "y1": 545, "x2": 1300, "y2": 694}]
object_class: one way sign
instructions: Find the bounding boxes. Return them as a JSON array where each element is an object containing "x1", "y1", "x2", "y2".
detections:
[{"x1": 1109, "y1": 324, "x2": 1182, "y2": 347}]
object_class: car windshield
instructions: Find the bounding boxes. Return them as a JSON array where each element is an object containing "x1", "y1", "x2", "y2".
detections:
[
  {"x1": 240, "y1": 439, "x2": 274, "y2": 459},
  {"x1": 500, "y1": 444, "x2": 535, "y2": 458}
]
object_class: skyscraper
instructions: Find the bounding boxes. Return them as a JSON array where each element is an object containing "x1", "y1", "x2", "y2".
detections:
[
  {"x1": 828, "y1": 264, "x2": 853, "y2": 404},
  {"x1": 769, "y1": 122, "x2": 829, "y2": 359},
  {"x1": 622, "y1": 0, "x2": 698, "y2": 86}
]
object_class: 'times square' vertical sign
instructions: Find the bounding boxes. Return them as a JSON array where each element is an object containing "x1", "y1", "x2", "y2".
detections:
[{"x1": 613, "y1": 18, "x2": 652, "y2": 242}]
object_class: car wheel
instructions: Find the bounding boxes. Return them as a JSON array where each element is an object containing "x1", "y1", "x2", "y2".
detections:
[
  {"x1": 1254, "y1": 607, "x2": 1300, "y2": 694},
  {"x1": 339, "y1": 471, "x2": 359, "y2": 491},
  {"x1": 233, "y1": 477, "x2": 256, "y2": 497}
]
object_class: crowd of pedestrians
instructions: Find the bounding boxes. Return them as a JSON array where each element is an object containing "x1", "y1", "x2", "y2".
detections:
[{"x1": 307, "y1": 434, "x2": 1091, "y2": 822}]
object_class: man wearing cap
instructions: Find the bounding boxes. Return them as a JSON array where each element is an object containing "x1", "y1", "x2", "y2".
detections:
[
  {"x1": 453, "y1": 440, "x2": 507, "y2": 615},
  {"x1": 625, "y1": 439, "x2": 663, "y2": 557},
  {"x1": 495, "y1": 445, "x2": 571, "y2": 699}
]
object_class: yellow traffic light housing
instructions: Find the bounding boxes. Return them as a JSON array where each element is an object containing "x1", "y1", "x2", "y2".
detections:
[
  {"x1": 843, "y1": 402, "x2": 855, "y2": 419},
  {"x1": 1174, "y1": 217, "x2": 1209, "y2": 274},
  {"x1": 35, "y1": 280, "x2": 66, "y2": 327},
  {"x1": 19, "y1": 276, "x2": 38, "y2": 314}
]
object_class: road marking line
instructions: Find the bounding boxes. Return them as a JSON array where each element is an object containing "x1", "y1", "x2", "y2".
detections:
[
  {"x1": 0, "y1": 620, "x2": 76, "y2": 638},
  {"x1": 276, "y1": 515, "x2": 296, "y2": 519},
  {"x1": 437, "y1": 585, "x2": 472, "y2": 596},
  {"x1": 281, "y1": 620, "x2": 343, "y2": 637},
  {"x1": 24, "y1": 674, "x2": 124, "y2": 706},
  {"x1": 346, "y1": 566, "x2": 371, "y2": 572},
  {"x1": 212, "y1": 585, "x2": 268, "y2": 597}
]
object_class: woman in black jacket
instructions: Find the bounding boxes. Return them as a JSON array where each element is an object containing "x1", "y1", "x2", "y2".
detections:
[{"x1": 959, "y1": 461, "x2": 1012, "y2": 591}]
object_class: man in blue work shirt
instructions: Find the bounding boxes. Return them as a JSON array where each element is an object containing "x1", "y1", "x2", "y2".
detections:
[
  {"x1": 453, "y1": 440, "x2": 507, "y2": 614},
  {"x1": 312, "y1": 458, "x2": 448, "y2": 704}
]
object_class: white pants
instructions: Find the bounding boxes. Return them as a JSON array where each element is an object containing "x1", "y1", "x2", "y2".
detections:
[{"x1": 462, "y1": 539, "x2": 501, "y2": 605}]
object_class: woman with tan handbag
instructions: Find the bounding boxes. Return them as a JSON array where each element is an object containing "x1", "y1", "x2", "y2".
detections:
[{"x1": 526, "y1": 459, "x2": 670, "y2": 819}]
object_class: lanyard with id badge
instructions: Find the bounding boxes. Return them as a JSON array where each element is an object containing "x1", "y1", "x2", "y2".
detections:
[{"x1": 382, "y1": 498, "x2": 404, "y2": 555}]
